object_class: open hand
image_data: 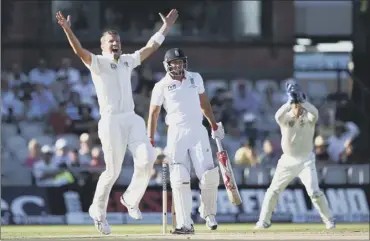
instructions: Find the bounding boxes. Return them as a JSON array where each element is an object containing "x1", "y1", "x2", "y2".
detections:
[
  {"x1": 159, "y1": 9, "x2": 178, "y2": 29},
  {"x1": 56, "y1": 11, "x2": 71, "y2": 30}
]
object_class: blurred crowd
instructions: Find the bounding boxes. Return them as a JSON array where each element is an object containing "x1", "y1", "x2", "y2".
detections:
[{"x1": 1, "y1": 56, "x2": 364, "y2": 188}]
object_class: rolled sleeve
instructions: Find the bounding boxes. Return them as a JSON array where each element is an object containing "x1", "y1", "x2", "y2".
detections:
[
  {"x1": 83, "y1": 53, "x2": 100, "y2": 75},
  {"x1": 196, "y1": 73, "x2": 205, "y2": 94},
  {"x1": 122, "y1": 50, "x2": 141, "y2": 69},
  {"x1": 150, "y1": 84, "x2": 164, "y2": 106}
]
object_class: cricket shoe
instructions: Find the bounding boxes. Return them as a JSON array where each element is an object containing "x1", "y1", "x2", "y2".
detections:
[
  {"x1": 326, "y1": 221, "x2": 336, "y2": 229},
  {"x1": 171, "y1": 225, "x2": 195, "y2": 235},
  {"x1": 120, "y1": 196, "x2": 142, "y2": 220},
  {"x1": 88, "y1": 206, "x2": 111, "y2": 235},
  {"x1": 205, "y1": 215, "x2": 218, "y2": 230},
  {"x1": 254, "y1": 221, "x2": 271, "y2": 230}
]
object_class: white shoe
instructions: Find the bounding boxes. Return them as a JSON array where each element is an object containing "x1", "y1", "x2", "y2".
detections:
[
  {"x1": 326, "y1": 221, "x2": 336, "y2": 229},
  {"x1": 88, "y1": 206, "x2": 111, "y2": 235},
  {"x1": 120, "y1": 196, "x2": 142, "y2": 220},
  {"x1": 205, "y1": 215, "x2": 218, "y2": 230},
  {"x1": 254, "y1": 221, "x2": 271, "y2": 230}
]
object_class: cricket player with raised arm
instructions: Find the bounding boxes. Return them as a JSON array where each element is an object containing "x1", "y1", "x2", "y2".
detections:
[
  {"x1": 254, "y1": 82, "x2": 335, "y2": 230},
  {"x1": 148, "y1": 48, "x2": 225, "y2": 234},
  {"x1": 55, "y1": 10, "x2": 178, "y2": 235}
]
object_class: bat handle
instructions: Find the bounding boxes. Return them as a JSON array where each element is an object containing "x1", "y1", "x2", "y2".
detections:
[{"x1": 215, "y1": 138, "x2": 223, "y2": 151}]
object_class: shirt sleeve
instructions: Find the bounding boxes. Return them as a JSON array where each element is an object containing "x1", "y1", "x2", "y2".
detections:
[
  {"x1": 33, "y1": 163, "x2": 44, "y2": 179},
  {"x1": 301, "y1": 101, "x2": 319, "y2": 124},
  {"x1": 83, "y1": 53, "x2": 101, "y2": 75},
  {"x1": 275, "y1": 102, "x2": 291, "y2": 125},
  {"x1": 122, "y1": 50, "x2": 141, "y2": 69},
  {"x1": 196, "y1": 73, "x2": 205, "y2": 94},
  {"x1": 150, "y1": 84, "x2": 164, "y2": 106}
]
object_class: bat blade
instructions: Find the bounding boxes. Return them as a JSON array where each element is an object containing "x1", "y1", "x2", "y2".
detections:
[{"x1": 216, "y1": 149, "x2": 242, "y2": 206}]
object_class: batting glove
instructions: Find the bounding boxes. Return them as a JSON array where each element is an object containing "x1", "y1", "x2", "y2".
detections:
[{"x1": 211, "y1": 122, "x2": 225, "y2": 140}]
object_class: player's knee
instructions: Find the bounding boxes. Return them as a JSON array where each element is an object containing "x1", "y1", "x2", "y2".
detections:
[
  {"x1": 266, "y1": 188, "x2": 281, "y2": 197},
  {"x1": 102, "y1": 168, "x2": 121, "y2": 184},
  {"x1": 310, "y1": 190, "x2": 324, "y2": 199},
  {"x1": 135, "y1": 143, "x2": 156, "y2": 168},
  {"x1": 170, "y1": 163, "x2": 191, "y2": 188},
  {"x1": 199, "y1": 166, "x2": 220, "y2": 189}
]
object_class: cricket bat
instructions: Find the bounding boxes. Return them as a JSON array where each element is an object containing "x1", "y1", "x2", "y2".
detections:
[{"x1": 215, "y1": 138, "x2": 242, "y2": 206}]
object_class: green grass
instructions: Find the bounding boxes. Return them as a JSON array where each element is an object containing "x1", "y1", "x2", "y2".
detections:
[{"x1": 1, "y1": 223, "x2": 369, "y2": 239}]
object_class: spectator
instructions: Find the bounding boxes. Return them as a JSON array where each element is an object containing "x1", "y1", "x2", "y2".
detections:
[
  {"x1": 90, "y1": 146, "x2": 104, "y2": 167},
  {"x1": 24, "y1": 139, "x2": 41, "y2": 168},
  {"x1": 72, "y1": 73, "x2": 96, "y2": 105},
  {"x1": 314, "y1": 136, "x2": 330, "y2": 162},
  {"x1": 66, "y1": 91, "x2": 82, "y2": 120},
  {"x1": 7, "y1": 63, "x2": 28, "y2": 88},
  {"x1": 232, "y1": 81, "x2": 260, "y2": 115},
  {"x1": 28, "y1": 59, "x2": 56, "y2": 86},
  {"x1": 338, "y1": 139, "x2": 355, "y2": 164},
  {"x1": 69, "y1": 148, "x2": 90, "y2": 167},
  {"x1": 222, "y1": 122, "x2": 247, "y2": 159},
  {"x1": 71, "y1": 105, "x2": 97, "y2": 136},
  {"x1": 31, "y1": 83, "x2": 57, "y2": 117},
  {"x1": 234, "y1": 141, "x2": 258, "y2": 166},
  {"x1": 258, "y1": 86, "x2": 283, "y2": 133},
  {"x1": 79, "y1": 133, "x2": 92, "y2": 161},
  {"x1": 33, "y1": 145, "x2": 74, "y2": 187},
  {"x1": 56, "y1": 57, "x2": 81, "y2": 86},
  {"x1": 257, "y1": 139, "x2": 280, "y2": 167},
  {"x1": 52, "y1": 138, "x2": 72, "y2": 167},
  {"x1": 327, "y1": 121, "x2": 360, "y2": 163},
  {"x1": 49, "y1": 101, "x2": 72, "y2": 135},
  {"x1": 1, "y1": 77, "x2": 24, "y2": 122}
]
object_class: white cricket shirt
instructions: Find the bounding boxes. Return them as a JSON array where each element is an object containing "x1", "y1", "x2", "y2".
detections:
[
  {"x1": 275, "y1": 101, "x2": 319, "y2": 163},
  {"x1": 150, "y1": 71, "x2": 205, "y2": 127},
  {"x1": 83, "y1": 51, "x2": 141, "y2": 116}
]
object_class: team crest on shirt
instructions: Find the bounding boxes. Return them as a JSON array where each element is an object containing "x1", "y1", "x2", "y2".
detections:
[
  {"x1": 299, "y1": 119, "x2": 305, "y2": 127},
  {"x1": 189, "y1": 78, "x2": 196, "y2": 88},
  {"x1": 288, "y1": 120, "x2": 295, "y2": 127},
  {"x1": 123, "y1": 61, "x2": 129, "y2": 67},
  {"x1": 167, "y1": 84, "x2": 177, "y2": 91},
  {"x1": 110, "y1": 63, "x2": 117, "y2": 69}
]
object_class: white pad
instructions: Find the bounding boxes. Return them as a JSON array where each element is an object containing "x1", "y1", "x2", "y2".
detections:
[
  {"x1": 170, "y1": 163, "x2": 193, "y2": 229},
  {"x1": 310, "y1": 191, "x2": 334, "y2": 224},
  {"x1": 199, "y1": 167, "x2": 220, "y2": 219},
  {"x1": 258, "y1": 189, "x2": 280, "y2": 224}
]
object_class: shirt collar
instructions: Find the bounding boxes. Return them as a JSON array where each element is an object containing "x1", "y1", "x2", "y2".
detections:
[
  {"x1": 102, "y1": 52, "x2": 119, "y2": 62},
  {"x1": 165, "y1": 70, "x2": 188, "y2": 83}
]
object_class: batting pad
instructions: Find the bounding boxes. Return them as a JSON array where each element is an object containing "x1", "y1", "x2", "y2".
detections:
[
  {"x1": 310, "y1": 191, "x2": 334, "y2": 224},
  {"x1": 199, "y1": 167, "x2": 220, "y2": 219},
  {"x1": 170, "y1": 164, "x2": 193, "y2": 229}
]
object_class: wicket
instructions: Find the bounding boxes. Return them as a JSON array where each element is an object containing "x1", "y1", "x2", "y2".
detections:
[{"x1": 162, "y1": 161, "x2": 176, "y2": 234}]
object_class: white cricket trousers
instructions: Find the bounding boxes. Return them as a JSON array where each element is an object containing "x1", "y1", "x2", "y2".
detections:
[
  {"x1": 166, "y1": 124, "x2": 220, "y2": 228},
  {"x1": 91, "y1": 111, "x2": 156, "y2": 220},
  {"x1": 258, "y1": 153, "x2": 333, "y2": 225}
]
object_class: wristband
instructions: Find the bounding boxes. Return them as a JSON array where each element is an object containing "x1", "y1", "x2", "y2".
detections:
[{"x1": 151, "y1": 32, "x2": 165, "y2": 45}]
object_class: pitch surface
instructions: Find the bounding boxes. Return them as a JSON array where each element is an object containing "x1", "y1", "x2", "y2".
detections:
[{"x1": 1, "y1": 224, "x2": 369, "y2": 240}]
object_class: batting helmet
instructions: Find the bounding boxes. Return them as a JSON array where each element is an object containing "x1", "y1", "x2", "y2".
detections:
[{"x1": 163, "y1": 48, "x2": 187, "y2": 77}]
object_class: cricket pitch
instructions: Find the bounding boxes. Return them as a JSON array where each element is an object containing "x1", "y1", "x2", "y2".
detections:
[{"x1": 1, "y1": 223, "x2": 369, "y2": 240}]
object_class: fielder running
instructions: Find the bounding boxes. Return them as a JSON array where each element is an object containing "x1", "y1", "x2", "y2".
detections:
[
  {"x1": 148, "y1": 48, "x2": 225, "y2": 234},
  {"x1": 56, "y1": 10, "x2": 178, "y2": 235},
  {"x1": 255, "y1": 82, "x2": 335, "y2": 230}
]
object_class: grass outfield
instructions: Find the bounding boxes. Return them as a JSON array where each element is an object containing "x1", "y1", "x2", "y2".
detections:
[{"x1": 1, "y1": 223, "x2": 369, "y2": 240}]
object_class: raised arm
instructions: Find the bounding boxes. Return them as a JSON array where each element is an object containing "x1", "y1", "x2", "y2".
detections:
[
  {"x1": 138, "y1": 9, "x2": 179, "y2": 63},
  {"x1": 301, "y1": 101, "x2": 319, "y2": 123},
  {"x1": 56, "y1": 11, "x2": 92, "y2": 66},
  {"x1": 275, "y1": 102, "x2": 291, "y2": 125}
]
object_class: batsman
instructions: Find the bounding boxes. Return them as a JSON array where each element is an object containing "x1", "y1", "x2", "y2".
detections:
[
  {"x1": 255, "y1": 81, "x2": 335, "y2": 230},
  {"x1": 148, "y1": 48, "x2": 225, "y2": 234}
]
